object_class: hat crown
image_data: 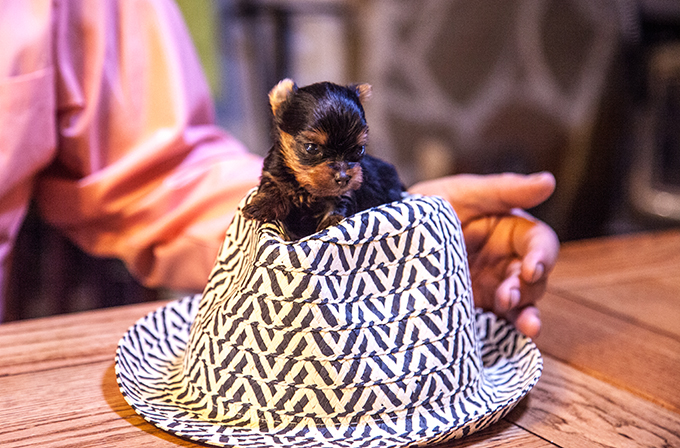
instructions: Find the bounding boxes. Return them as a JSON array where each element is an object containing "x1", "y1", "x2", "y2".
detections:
[{"x1": 178, "y1": 192, "x2": 484, "y2": 424}]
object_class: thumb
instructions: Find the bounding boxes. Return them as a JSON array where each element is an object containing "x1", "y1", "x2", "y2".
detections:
[{"x1": 409, "y1": 171, "x2": 556, "y2": 221}]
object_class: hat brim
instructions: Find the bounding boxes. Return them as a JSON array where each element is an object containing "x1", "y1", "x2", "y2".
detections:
[{"x1": 116, "y1": 294, "x2": 541, "y2": 447}]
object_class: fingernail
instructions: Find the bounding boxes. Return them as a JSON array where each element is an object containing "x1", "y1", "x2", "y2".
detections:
[
  {"x1": 532, "y1": 171, "x2": 552, "y2": 180},
  {"x1": 532, "y1": 262, "x2": 545, "y2": 283},
  {"x1": 531, "y1": 172, "x2": 556, "y2": 189},
  {"x1": 510, "y1": 288, "x2": 520, "y2": 309}
]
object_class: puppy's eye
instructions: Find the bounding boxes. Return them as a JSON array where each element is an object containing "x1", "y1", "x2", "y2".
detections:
[
  {"x1": 304, "y1": 143, "x2": 320, "y2": 155},
  {"x1": 348, "y1": 145, "x2": 365, "y2": 162}
]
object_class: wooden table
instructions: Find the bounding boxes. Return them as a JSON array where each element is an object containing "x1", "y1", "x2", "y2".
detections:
[{"x1": 2, "y1": 230, "x2": 680, "y2": 447}]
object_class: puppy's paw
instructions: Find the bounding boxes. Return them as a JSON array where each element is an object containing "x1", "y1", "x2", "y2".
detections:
[
  {"x1": 242, "y1": 193, "x2": 289, "y2": 222},
  {"x1": 317, "y1": 212, "x2": 345, "y2": 231},
  {"x1": 241, "y1": 202, "x2": 267, "y2": 221}
]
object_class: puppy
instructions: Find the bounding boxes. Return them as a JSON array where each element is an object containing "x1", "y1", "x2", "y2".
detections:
[{"x1": 242, "y1": 79, "x2": 404, "y2": 240}]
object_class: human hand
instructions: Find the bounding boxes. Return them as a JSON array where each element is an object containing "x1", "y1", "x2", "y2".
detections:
[{"x1": 409, "y1": 172, "x2": 560, "y2": 338}]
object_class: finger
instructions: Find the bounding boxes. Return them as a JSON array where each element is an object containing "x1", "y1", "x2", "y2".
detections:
[
  {"x1": 510, "y1": 214, "x2": 560, "y2": 284},
  {"x1": 494, "y1": 260, "x2": 522, "y2": 314},
  {"x1": 496, "y1": 263, "x2": 548, "y2": 314},
  {"x1": 507, "y1": 306, "x2": 542, "y2": 338},
  {"x1": 409, "y1": 172, "x2": 556, "y2": 222},
  {"x1": 469, "y1": 171, "x2": 555, "y2": 217}
]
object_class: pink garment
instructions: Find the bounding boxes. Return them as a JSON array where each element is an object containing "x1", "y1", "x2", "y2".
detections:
[{"x1": 0, "y1": 0, "x2": 263, "y2": 314}]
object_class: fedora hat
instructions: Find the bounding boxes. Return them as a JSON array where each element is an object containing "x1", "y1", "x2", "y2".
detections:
[{"x1": 116, "y1": 190, "x2": 542, "y2": 447}]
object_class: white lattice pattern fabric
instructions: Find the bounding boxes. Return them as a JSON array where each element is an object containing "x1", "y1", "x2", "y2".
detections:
[{"x1": 116, "y1": 191, "x2": 542, "y2": 447}]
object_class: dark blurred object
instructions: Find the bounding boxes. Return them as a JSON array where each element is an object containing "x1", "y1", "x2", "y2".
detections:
[
  {"x1": 629, "y1": 0, "x2": 680, "y2": 222},
  {"x1": 5, "y1": 205, "x2": 158, "y2": 322}
]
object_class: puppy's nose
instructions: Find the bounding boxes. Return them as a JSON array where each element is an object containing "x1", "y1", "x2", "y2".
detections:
[
  {"x1": 330, "y1": 162, "x2": 352, "y2": 187},
  {"x1": 334, "y1": 171, "x2": 351, "y2": 187}
]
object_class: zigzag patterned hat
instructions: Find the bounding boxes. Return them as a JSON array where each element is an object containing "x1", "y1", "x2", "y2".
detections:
[{"x1": 116, "y1": 190, "x2": 542, "y2": 447}]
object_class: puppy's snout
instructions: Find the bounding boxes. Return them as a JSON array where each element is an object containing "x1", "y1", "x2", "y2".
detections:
[
  {"x1": 334, "y1": 171, "x2": 351, "y2": 186},
  {"x1": 331, "y1": 163, "x2": 352, "y2": 187}
]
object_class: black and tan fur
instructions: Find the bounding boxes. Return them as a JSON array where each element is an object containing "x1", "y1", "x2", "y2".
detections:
[{"x1": 242, "y1": 79, "x2": 404, "y2": 240}]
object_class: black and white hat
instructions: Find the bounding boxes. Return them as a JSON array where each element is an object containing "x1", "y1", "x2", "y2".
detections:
[{"x1": 115, "y1": 190, "x2": 542, "y2": 447}]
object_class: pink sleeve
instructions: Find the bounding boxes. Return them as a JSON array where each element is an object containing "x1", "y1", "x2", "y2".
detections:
[{"x1": 35, "y1": 0, "x2": 263, "y2": 292}]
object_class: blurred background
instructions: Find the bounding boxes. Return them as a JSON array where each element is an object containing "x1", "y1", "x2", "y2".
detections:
[{"x1": 7, "y1": 0, "x2": 680, "y2": 320}]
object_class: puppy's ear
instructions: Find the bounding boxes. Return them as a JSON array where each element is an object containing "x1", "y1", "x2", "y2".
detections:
[
  {"x1": 269, "y1": 79, "x2": 297, "y2": 115},
  {"x1": 351, "y1": 83, "x2": 372, "y2": 103}
]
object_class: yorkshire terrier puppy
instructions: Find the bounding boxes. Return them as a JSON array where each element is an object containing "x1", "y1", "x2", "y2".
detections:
[{"x1": 242, "y1": 79, "x2": 404, "y2": 240}]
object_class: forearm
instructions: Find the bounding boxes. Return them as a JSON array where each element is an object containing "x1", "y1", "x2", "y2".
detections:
[{"x1": 36, "y1": 0, "x2": 262, "y2": 292}]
